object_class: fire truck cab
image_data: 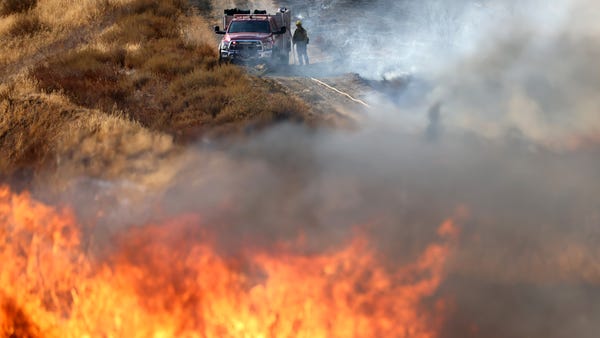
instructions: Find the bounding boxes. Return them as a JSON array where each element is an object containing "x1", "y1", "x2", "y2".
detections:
[{"x1": 214, "y1": 8, "x2": 292, "y2": 65}]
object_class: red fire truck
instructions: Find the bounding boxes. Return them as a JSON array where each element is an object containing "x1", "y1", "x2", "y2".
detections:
[{"x1": 214, "y1": 8, "x2": 292, "y2": 65}]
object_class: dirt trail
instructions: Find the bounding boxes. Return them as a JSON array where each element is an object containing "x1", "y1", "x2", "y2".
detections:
[
  {"x1": 265, "y1": 68, "x2": 371, "y2": 127},
  {"x1": 261, "y1": 36, "x2": 374, "y2": 126}
]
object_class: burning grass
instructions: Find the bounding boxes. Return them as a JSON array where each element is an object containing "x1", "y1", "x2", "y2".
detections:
[{"x1": 0, "y1": 186, "x2": 457, "y2": 337}]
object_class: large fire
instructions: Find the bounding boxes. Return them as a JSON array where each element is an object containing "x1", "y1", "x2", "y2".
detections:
[{"x1": 0, "y1": 186, "x2": 457, "y2": 337}]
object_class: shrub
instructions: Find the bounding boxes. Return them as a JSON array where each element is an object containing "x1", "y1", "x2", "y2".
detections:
[
  {"x1": 0, "y1": 0, "x2": 37, "y2": 16},
  {"x1": 7, "y1": 13, "x2": 44, "y2": 37},
  {"x1": 0, "y1": 97, "x2": 61, "y2": 176},
  {"x1": 126, "y1": 0, "x2": 186, "y2": 18},
  {"x1": 102, "y1": 13, "x2": 179, "y2": 43},
  {"x1": 168, "y1": 65, "x2": 244, "y2": 98},
  {"x1": 188, "y1": 0, "x2": 212, "y2": 14},
  {"x1": 143, "y1": 52, "x2": 195, "y2": 76},
  {"x1": 33, "y1": 48, "x2": 132, "y2": 111}
]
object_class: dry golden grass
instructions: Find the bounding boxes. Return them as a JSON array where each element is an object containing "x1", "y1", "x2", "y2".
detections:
[
  {"x1": 34, "y1": 0, "x2": 129, "y2": 29},
  {"x1": 0, "y1": 0, "x2": 141, "y2": 69},
  {"x1": 6, "y1": 12, "x2": 46, "y2": 37},
  {"x1": 0, "y1": 0, "x2": 314, "y2": 188},
  {"x1": 182, "y1": 14, "x2": 218, "y2": 47},
  {"x1": 0, "y1": 0, "x2": 37, "y2": 16},
  {"x1": 0, "y1": 89, "x2": 179, "y2": 189},
  {"x1": 32, "y1": 0, "x2": 312, "y2": 138}
]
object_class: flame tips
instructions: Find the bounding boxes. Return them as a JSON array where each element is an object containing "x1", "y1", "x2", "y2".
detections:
[{"x1": 0, "y1": 186, "x2": 459, "y2": 338}]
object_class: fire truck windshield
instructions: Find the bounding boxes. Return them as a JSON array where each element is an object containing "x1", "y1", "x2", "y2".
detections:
[{"x1": 228, "y1": 21, "x2": 271, "y2": 34}]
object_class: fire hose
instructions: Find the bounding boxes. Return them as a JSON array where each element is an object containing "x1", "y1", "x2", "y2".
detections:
[{"x1": 309, "y1": 78, "x2": 370, "y2": 108}]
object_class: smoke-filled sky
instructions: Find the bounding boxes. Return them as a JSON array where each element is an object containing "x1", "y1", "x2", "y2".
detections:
[
  {"x1": 47, "y1": 0, "x2": 600, "y2": 337},
  {"x1": 282, "y1": 0, "x2": 600, "y2": 149}
]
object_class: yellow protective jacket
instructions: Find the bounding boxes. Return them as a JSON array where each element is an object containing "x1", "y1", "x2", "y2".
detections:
[{"x1": 293, "y1": 26, "x2": 309, "y2": 44}]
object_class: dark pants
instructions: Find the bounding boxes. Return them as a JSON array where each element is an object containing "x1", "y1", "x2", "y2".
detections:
[{"x1": 295, "y1": 42, "x2": 309, "y2": 65}]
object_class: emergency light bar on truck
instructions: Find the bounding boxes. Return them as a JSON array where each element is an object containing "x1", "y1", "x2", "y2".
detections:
[{"x1": 214, "y1": 8, "x2": 292, "y2": 65}]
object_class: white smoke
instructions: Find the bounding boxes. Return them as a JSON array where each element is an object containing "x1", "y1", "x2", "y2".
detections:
[
  {"x1": 286, "y1": 0, "x2": 600, "y2": 149},
  {"x1": 427, "y1": 0, "x2": 600, "y2": 149}
]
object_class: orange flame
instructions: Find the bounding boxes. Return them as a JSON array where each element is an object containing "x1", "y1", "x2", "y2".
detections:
[{"x1": 0, "y1": 186, "x2": 457, "y2": 337}]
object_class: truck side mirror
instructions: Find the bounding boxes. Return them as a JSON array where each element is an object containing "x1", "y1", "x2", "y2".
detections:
[
  {"x1": 214, "y1": 26, "x2": 226, "y2": 34},
  {"x1": 274, "y1": 26, "x2": 286, "y2": 35}
]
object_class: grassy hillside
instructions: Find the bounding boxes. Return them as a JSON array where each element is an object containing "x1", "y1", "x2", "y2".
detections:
[{"x1": 0, "y1": 0, "x2": 314, "y2": 188}]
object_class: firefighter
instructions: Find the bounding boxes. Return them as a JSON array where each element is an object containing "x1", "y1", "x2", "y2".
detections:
[{"x1": 293, "y1": 20, "x2": 309, "y2": 65}]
